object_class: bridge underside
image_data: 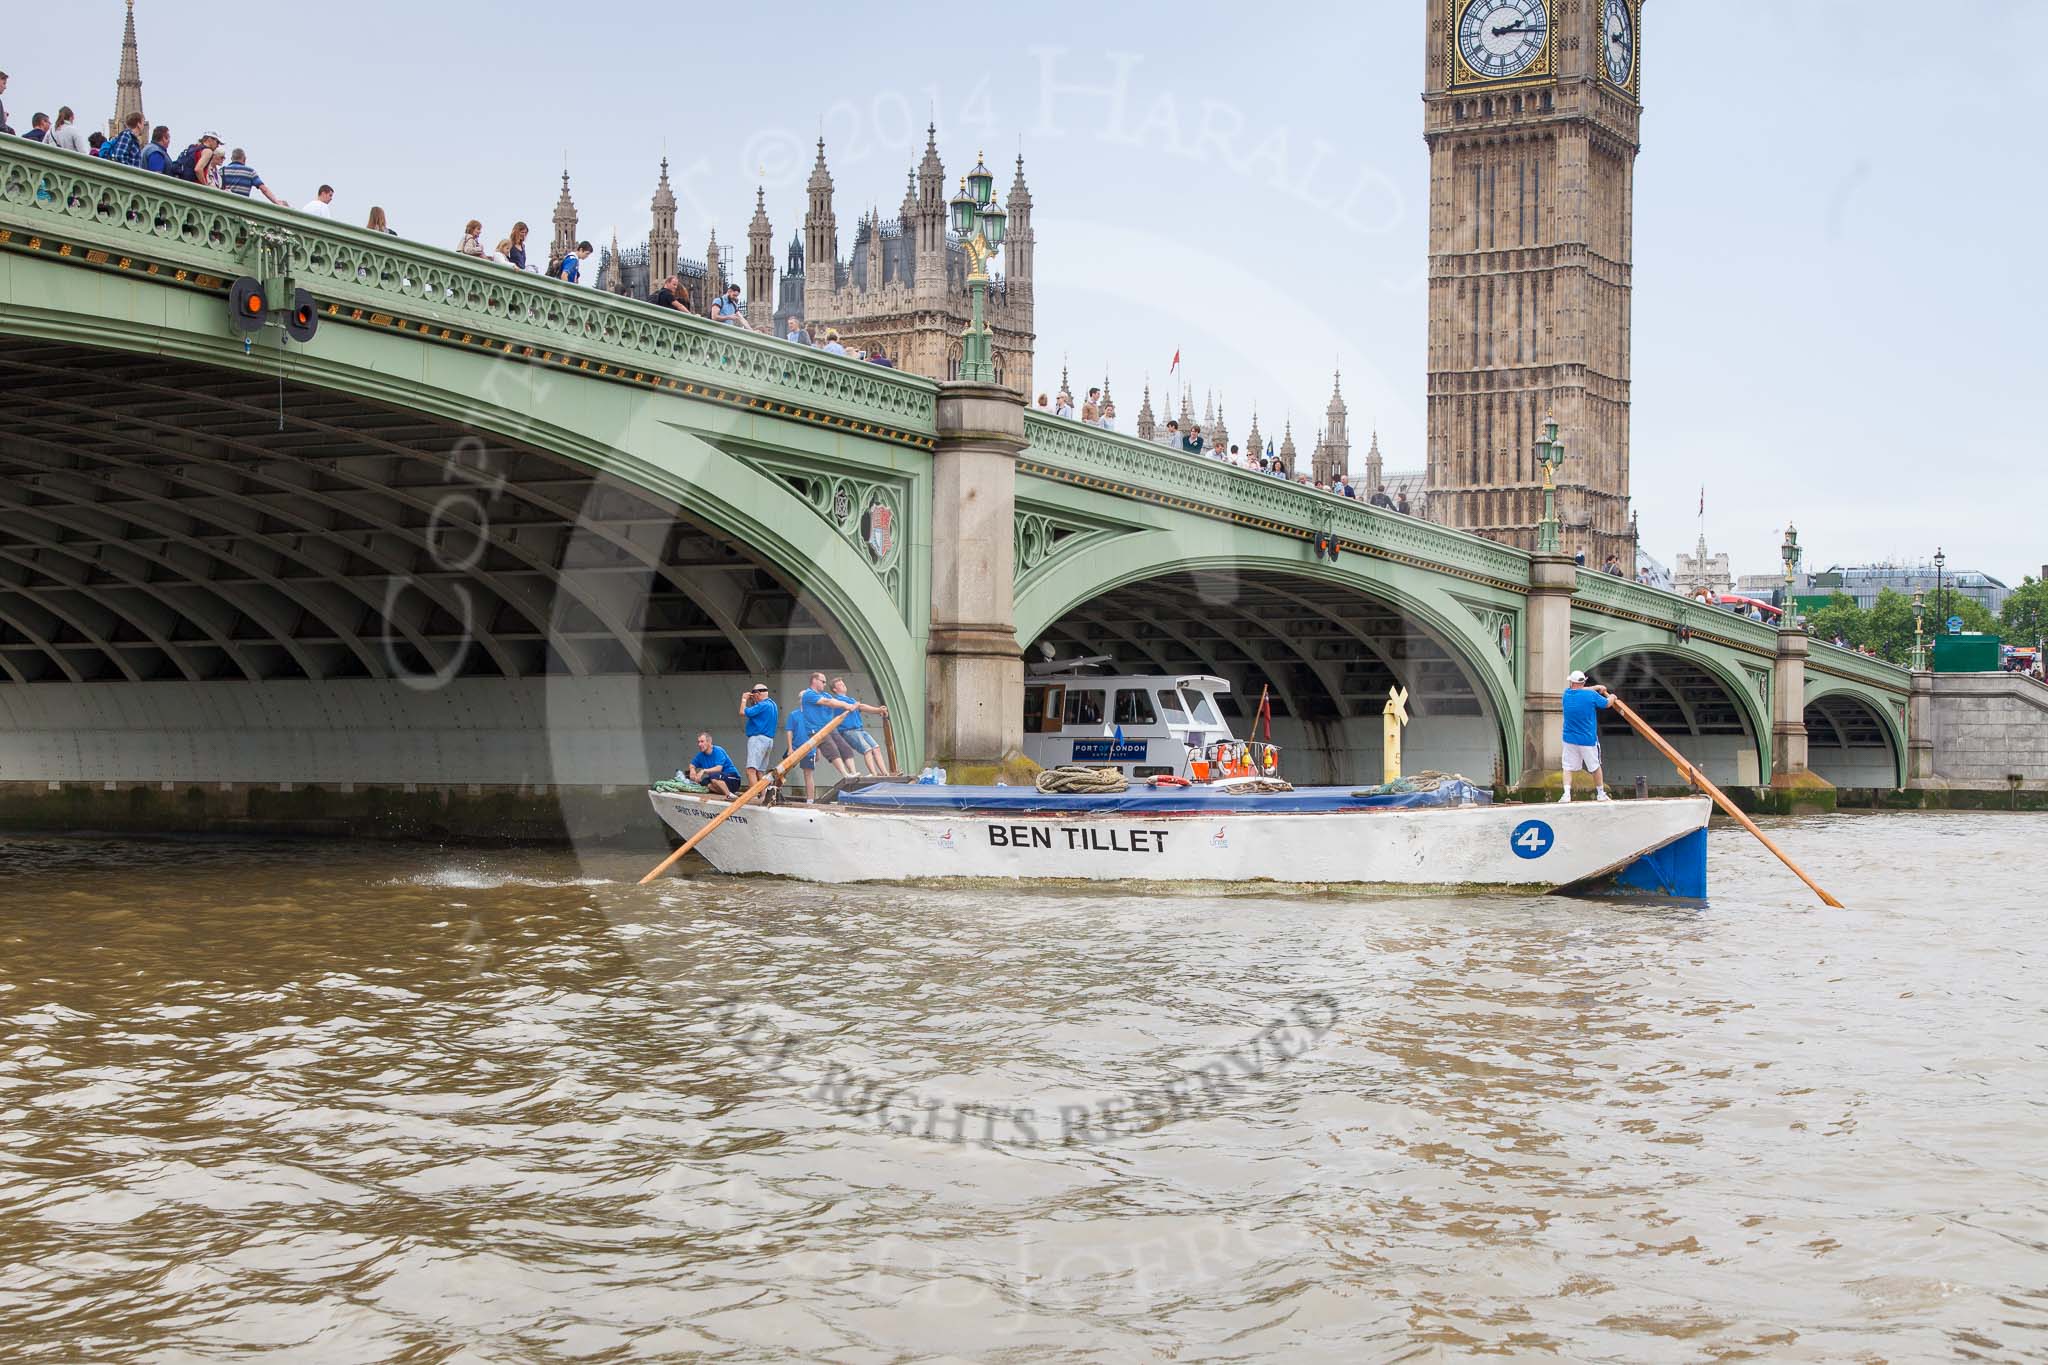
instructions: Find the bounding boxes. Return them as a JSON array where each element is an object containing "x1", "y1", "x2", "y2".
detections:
[
  {"x1": 0, "y1": 342, "x2": 868, "y2": 802},
  {"x1": 1804, "y1": 692, "x2": 1901, "y2": 788},
  {"x1": 1587, "y1": 650, "x2": 1762, "y2": 787},
  {"x1": 1031, "y1": 568, "x2": 1502, "y2": 785}
]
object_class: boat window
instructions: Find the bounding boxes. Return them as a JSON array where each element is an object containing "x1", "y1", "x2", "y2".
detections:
[
  {"x1": 1023, "y1": 687, "x2": 1049, "y2": 733},
  {"x1": 1063, "y1": 689, "x2": 1105, "y2": 726},
  {"x1": 1154, "y1": 689, "x2": 1190, "y2": 725},
  {"x1": 1183, "y1": 689, "x2": 1222, "y2": 728},
  {"x1": 1113, "y1": 689, "x2": 1158, "y2": 726}
]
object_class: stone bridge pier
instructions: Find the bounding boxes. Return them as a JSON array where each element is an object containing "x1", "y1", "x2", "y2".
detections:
[{"x1": 925, "y1": 382, "x2": 1030, "y2": 783}]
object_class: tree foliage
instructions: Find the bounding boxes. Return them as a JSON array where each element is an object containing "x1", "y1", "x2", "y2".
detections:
[
  {"x1": 1805, "y1": 587, "x2": 1996, "y2": 664},
  {"x1": 2000, "y1": 576, "x2": 2048, "y2": 643}
]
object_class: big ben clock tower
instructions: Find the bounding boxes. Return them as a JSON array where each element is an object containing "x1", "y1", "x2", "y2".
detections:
[{"x1": 1423, "y1": 0, "x2": 1644, "y2": 566}]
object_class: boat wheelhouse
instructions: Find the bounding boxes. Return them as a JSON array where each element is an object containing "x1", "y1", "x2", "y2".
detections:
[{"x1": 1022, "y1": 663, "x2": 1252, "y2": 781}]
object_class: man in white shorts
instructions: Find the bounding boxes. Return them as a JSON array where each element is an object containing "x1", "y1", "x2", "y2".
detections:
[
  {"x1": 738, "y1": 683, "x2": 780, "y2": 786},
  {"x1": 1559, "y1": 670, "x2": 1614, "y2": 802}
]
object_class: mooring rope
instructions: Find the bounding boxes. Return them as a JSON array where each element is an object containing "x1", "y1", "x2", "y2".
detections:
[{"x1": 1034, "y1": 765, "x2": 1131, "y2": 794}]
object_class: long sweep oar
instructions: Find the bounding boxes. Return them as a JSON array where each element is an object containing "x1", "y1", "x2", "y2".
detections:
[
  {"x1": 1605, "y1": 695, "x2": 1843, "y2": 908},
  {"x1": 637, "y1": 709, "x2": 851, "y2": 886}
]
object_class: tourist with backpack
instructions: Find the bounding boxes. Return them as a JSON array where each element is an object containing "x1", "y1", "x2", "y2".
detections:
[{"x1": 170, "y1": 131, "x2": 223, "y2": 184}]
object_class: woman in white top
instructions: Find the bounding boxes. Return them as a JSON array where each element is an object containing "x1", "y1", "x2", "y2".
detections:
[
  {"x1": 1098, "y1": 399, "x2": 1116, "y2": 431},
  {"x1": 47, "y1": 107, "x2": 92, "y2": 154},
  {"x1": 1054, "y1": 391, "x2": 1075, "y2": 419}
]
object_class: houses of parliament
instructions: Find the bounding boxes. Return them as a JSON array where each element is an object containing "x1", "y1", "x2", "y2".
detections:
[{"x1": 551, "y1": 129, "x2": 1036, "y2": 395}]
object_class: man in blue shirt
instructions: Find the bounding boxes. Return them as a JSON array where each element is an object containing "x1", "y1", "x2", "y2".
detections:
[
  {"x1": 830, "y1": 676, "x2": 891, "y2": 776},
  {"x1": 789, "y1": 670, "x2": 860, "y2": 801},
  {"x1": 554, "y1": 241, "x2": 592, "y2": 283},
  {"x1": 1559, "y1": 670, "x2": 1615, "y2": 803},
  {"x1": 220, "y1": 149, "x2": 290, "y2": 206},
  {"x1": 685, "y1": 731, "x2": 742, "y2": 798},
  {"x1": 713, "y1": 284, "x2": 744, "y2": 324},
  {"x1": 738, "y1": 683, "x2": 779, "y2": 786}
]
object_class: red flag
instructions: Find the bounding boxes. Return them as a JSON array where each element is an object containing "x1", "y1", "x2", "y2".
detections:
[{"x1": 1168, "y1": 349, "x2": 1181, "y2": 376}]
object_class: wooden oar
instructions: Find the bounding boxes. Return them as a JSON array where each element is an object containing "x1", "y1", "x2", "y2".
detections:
[
  {"x1": 881, "y1": 712, "x2": 899, "y2": 775},
  {"x1": 1604, "y1": 694, "x2": 1843, "y2": 908},
  {"x1": 637, "y1": 709, "x2": 851, "y2": 886}
]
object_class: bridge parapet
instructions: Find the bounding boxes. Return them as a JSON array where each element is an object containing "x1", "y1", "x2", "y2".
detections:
[
  {"x1": 1021, "y1": 414, "x2": 1532, "y2": 591},
  {"x1": 0, "y1": 138, "x2": 938, "y2": 442}
]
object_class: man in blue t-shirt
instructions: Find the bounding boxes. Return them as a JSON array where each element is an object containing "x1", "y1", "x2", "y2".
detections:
[
  {"x1": 830, "y1": 676, "x2": 892, "y2": 776},
  {"x1": 789, "y1": 670, "x2": 860, "y2": 801},
  {"x1": 685, "y1": 731, "x2": 742, "y2": 797},
  {"x1": 738, "y1": 683, "x2": 779, "y2": 785},
  {"x1": 1559, "y1": 670, "x2": 1615, "y2": 803}
]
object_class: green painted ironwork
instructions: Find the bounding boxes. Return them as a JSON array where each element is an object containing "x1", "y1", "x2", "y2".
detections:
[
  {"x1": 0, "y1": 138, "x2": 939, "y2": 439},
  {"x1": 0, "y1": 134, "x2": 1919, "y2": 791}
]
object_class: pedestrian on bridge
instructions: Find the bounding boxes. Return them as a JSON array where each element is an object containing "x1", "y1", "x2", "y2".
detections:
[
  {"x1": 22, "y1": 112, "x2": 50, "y2": 142},
  {"x1": 47, "y1": 106, "x2": 91, "y2": 154},
  {"x1": 221, "y1": 149, "x2": 289, "y2": 206},
  {"x1": 0, "y1": 71, "x2": 12, "y2": 136},
  {"x1": 142, "y1": 124, "x2": 172, "y2": 174}
]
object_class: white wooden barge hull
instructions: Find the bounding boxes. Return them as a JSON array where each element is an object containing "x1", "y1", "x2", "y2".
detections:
[{"x1": 647, "y1": 791, "x2": 1713, "y2": 893}]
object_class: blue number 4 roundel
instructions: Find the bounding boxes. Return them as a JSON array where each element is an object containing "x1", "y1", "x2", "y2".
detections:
[{"x1": 1510, "y1": 818, "x2": 1553, "y2": 860}]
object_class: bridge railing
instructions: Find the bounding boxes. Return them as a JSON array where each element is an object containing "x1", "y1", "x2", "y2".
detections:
[
  {"x1": 1021, "y1": 414, "x2": 1535, "y2": 588},
  {"x1": 0, "y1": 138, "x2": 939, "y2": 437},
  {"x1": 1804, "y1": 636, "x2": 1915, "y2": 689}
]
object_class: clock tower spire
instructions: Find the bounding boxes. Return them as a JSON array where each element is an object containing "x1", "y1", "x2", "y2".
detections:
[{"x1": 1422, "y1": 0, "x2": 1644, "y2": 570}]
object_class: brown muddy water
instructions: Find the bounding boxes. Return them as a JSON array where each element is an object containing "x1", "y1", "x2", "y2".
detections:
[{"x1": 1, "y1": 812, "x2": 2044, "y2": 1361}]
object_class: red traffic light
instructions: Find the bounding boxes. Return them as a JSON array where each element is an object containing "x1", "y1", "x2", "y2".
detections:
[
  {"x1": 227, "y1": 276, "x2": 267, "y2": 332},
  {"x1": 284, "y1": 288, "x2": 319, "y2": 344}
]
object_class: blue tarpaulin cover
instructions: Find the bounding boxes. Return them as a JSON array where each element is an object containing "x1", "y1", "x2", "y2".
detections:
[{"x1": 833, "y1": 781, "x2": 1492, "y2": 815}]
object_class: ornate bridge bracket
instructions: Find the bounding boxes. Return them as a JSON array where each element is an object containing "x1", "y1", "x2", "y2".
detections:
[{"x1": 734, "y1": 451, "x2": 913, "y2": 627}]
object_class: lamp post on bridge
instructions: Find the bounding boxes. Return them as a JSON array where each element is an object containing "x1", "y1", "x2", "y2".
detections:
[
  {"x1": 1933, "y1": 546, "x2": 1947, "y2": 638},
  {"x1": 1780, "y1": 522, "x2": 1802, "y2": 629},
  {"x1": 1535, "y1": 416, "x2": 1565, "y2": 555},
  {"x1": 949, "y1": 155, "x2": 1007, "y2": 384},
  {"x1": 1911, "y1": 588, "x2": 1927, "y2": 671}
]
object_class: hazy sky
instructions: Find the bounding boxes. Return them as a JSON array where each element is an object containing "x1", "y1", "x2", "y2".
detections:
[{"x1": 9, "y1": 2, "x2": 2043, "y2": 584}]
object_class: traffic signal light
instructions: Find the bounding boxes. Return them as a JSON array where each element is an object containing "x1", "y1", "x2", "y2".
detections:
[
  {"x1": 284, "y1": 288, "x2": 319, "y2": 344},
  {"x1": 227, "y1": 276, "x2": 267, "y2": 333}
]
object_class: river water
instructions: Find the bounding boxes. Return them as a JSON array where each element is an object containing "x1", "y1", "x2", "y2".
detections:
[{"x1": 2, "y1": 811, "x2": 2044, "y2": 1362}]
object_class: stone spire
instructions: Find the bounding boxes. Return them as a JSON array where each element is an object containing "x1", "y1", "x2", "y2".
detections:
[
  {"x1": 1058, "y1": 360, "x2": 1070, "y2": 400},
  {"x1": 746, "y1": 186, "x2": 775, "y2": 332},
  {"x1": 599, "y1": 227, "x2": 624, "y2": 295},
  {"x1": 1279, "y1": 420, "x2": 1298, "y2": 470},
  {"x1": 914, "y1": 124, "x2": 947, "y2": 303},
  {"x1": 1179, "y1": 386, "x2": 1194, "y2": 430},
  {"x1": 550, "y1": 169, "x2": 579, "y2": 264},
  {"x1": 803, "y1": 139, "x2": 838, "y2": 319},
  {"x1": 1101, "y1": 373, "x2": 1113, "y2": 406},
  {"x1": 108, "y1": 0, "x2": 145, "y2": 138},
  {"x1": 648, "y1": 158, "x2": 679, "y2": 287},
  {"x1": 1136, "y1": 383, "x2": 1156, "y2": 440},
  {"x1": 1365, "y1": 429, "x2": 1385, "y2": 491},
  {"x1": 704, "y1": 226, "x2": 723, "y2": 307},
  {"x1": 899, "y1": 170, "x2": 917, "y2": 230},
  {"x1": 1314, "y1": 369, "x2": 1351, "y2": 487},
  {"x1": 1213, "y1": 399, "x2": 1229, "y2": 453},
  {"x1": 1202, "y1": 390, "x2": 1215, "y2": 429},
  {"x1": 1245, "y1": 408, "x2": 1264, "y2": 462},
  {"x1": 1005, "y1": 153, "x2": 1035, "y2": 296}
]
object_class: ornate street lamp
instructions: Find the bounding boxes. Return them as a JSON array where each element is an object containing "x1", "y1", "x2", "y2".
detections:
[
  {"x1": 950, "y1": 155, "x2": 1007, "y2": 384},
  {"x1": 1933, "y1": 546, "x2": 1947, "y2": 633},
  {"x1": 1535, "y1": 416, "x2": 1565, "y2": 555},
  {"x1": 1630, "y1": 508, "x2": 1641, "y2": 579},
  {"x1": 1780, "y1": 522, "x2": 1801, "y2": 629},
  {"x1": 1911, "y1": 588, "x2": 1927, "y2": 670}
]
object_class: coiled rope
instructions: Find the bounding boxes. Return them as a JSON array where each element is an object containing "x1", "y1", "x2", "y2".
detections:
[{"x1": 1035, "y1": 764, "x2": 1130, "y2": 794}]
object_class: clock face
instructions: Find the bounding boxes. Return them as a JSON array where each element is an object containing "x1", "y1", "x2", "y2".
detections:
[
  {"x1": 1457, "y1": 0, "x2": 1550, "y2": 81},
  {"x1": 1603, "y1": 0, "x2": 1635, "y2": 86}
]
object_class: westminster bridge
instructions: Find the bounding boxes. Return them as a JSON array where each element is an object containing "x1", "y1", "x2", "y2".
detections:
[{"x1": 0, "y1": 140, "x2": 1913, "y2": 832}]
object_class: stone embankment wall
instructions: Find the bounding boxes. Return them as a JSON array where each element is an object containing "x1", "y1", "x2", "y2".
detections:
[{"x1": 1926, "y1": 673, "x2": 2048, "y2": 790}]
